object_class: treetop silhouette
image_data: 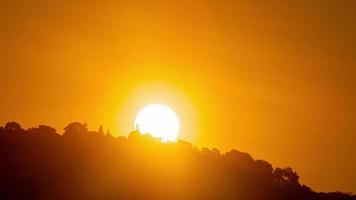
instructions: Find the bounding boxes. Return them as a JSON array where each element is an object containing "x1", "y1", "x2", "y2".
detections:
[{"x1": 0, "y1": 122, "x2": 355, "y2": 200}]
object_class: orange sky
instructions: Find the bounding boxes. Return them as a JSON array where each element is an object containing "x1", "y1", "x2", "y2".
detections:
[{"x1": 1, "y1": 0, "x2": 356, "y2": 193}]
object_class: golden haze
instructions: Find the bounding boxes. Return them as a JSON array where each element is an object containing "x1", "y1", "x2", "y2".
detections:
[{"x1": 1, "y1": 0, "x2": 356, "y2": 193}]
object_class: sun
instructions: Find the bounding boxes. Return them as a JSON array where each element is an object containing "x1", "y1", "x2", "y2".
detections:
[{"x1": 134, "y1": 104, "x2": 180, "y2": 142}]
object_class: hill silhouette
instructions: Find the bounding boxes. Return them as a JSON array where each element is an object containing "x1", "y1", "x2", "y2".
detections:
[{"x1": 0, "y1": 121, "x2": 355, "y2": 200}]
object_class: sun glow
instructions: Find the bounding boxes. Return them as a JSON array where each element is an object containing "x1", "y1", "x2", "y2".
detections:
[{"x1": 134, "y1": 104, "x2": 180, "y2": 142}]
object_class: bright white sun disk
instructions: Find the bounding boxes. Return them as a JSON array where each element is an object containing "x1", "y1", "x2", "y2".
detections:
[{"x1": 134, "y1": 104, "x2": 179, "y2": 142}]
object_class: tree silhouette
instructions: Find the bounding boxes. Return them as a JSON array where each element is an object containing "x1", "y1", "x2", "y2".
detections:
[
  {"x1": 98, "y1": 125, "x2": 104, "y2": 136},
  {"x1": 4, "y1": 121, "x2": 22, "y2": 131},
  {"x1": 63, "y1": 122, "x2": 88, "y2": 136},
  {"x1": 0, "y1": 121, "x2": 354, "y2": 200},
  {"x1": 28, "y1": 125, "x2": 57, "y2": 136},
  {"x1": 274, "y1": 167, "x2": 300, "y2": 186}
]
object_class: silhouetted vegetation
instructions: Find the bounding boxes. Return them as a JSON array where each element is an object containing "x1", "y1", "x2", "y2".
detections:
[{"x1": 0, "y1": 122, "x2": 355, "y2": 200}]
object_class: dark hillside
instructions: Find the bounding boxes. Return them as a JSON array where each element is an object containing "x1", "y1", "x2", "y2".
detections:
[{"x1": 0, "y1": 122, "x2": 355, "y2": 200}]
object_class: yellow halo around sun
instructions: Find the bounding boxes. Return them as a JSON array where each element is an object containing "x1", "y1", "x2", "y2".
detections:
[{"x1": 134, "y1": 104, "x2": 180, "y2": 142}]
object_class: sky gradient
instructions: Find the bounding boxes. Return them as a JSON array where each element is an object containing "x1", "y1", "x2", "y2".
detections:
[{"x1": 1, "y1": 0, "x2": 356, "y2": 192}]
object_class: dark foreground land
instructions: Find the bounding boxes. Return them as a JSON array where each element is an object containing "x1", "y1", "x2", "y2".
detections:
[{"x1": 0, "y1": 122, "x2": 355, "y2": 200}]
